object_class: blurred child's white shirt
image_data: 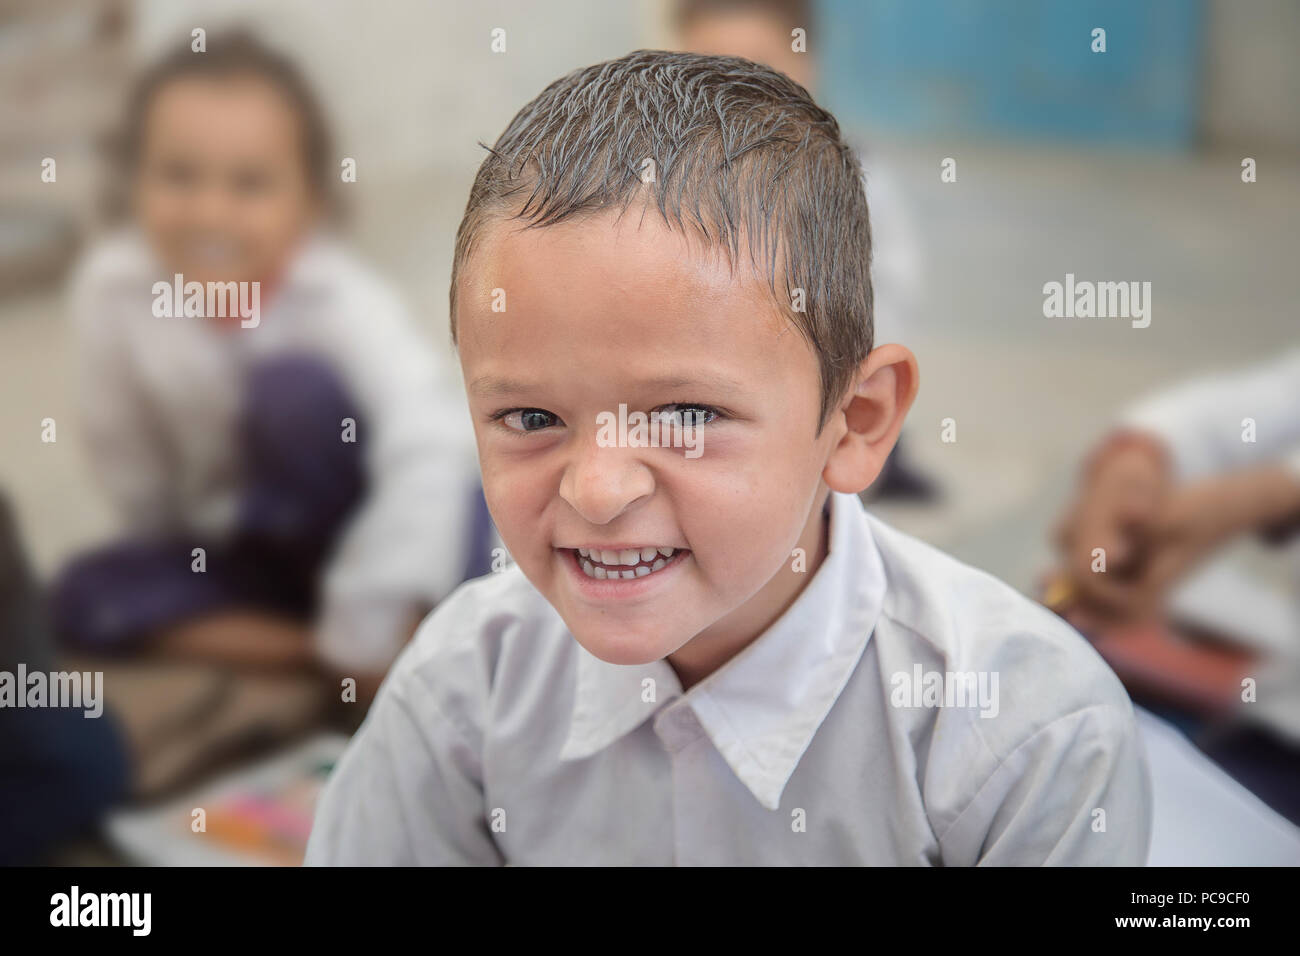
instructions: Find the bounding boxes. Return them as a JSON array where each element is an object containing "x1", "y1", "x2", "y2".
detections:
[
  {"x1": 70, "y1": 228, "x2": 481, "y2": 671},
  {"x1": 1122, "y1": 348, "x2": 1300, "y2": 483},
  {"x1": 306, "y1": 492, "x2": 1151, "y2": 865}
]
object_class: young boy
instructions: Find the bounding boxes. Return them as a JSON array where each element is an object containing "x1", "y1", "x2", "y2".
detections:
[{"x1": 307, "y1": 50, "x2": 1151, "y2": 865}]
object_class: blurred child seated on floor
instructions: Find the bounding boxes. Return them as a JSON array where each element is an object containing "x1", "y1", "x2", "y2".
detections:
[{"x1": 54, "y1": 32, "x2": 487, "y2": 721}]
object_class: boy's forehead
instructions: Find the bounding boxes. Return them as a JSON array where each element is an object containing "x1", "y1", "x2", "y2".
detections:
[
  {"x1": 457, "y1": 209, "x2": 786, "y2": 336},
  {"x1": 456, "y1": 208, "x2": 822, "y2": 407}
]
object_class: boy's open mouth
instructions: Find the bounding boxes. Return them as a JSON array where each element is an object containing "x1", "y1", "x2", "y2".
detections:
[{"x1": 565, "y1": 546, "x2": 689, "y2": 580}]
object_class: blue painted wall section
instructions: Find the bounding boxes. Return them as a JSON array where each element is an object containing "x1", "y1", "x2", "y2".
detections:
[{"x1": 821, "y1": 0, "x2": 1205, "y2": 148}]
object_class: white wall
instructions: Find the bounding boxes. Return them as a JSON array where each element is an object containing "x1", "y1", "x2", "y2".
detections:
[{"x1": 132, "y1": 0, "x2": 661, "y2": 179}]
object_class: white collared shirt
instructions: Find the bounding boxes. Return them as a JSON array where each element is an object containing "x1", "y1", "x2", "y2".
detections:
[{"x1": 307, "y1": 492, "x2": 1151, "y2": 865}]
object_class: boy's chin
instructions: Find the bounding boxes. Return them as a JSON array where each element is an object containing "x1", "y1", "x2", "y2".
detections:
[{"x1": 565, "y1": 621, "x2": 691, "y2": 668}]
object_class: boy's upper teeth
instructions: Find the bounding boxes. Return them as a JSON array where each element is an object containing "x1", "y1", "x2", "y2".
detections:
[{"x1": 577, "y1": 546, "x2": 676, "y2": 565}]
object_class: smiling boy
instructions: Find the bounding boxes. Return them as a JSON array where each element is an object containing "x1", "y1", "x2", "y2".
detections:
[{"x1": 307, "y1": 51, "x2": 1151, "y2": 865}]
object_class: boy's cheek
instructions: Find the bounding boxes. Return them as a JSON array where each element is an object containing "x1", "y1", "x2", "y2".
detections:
[{"x1": 481, "y1": 478, "x2": 551, "y2": 561}]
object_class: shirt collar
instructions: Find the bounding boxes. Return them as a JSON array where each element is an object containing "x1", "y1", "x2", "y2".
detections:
[{"x1": 559, "y1": 491, "x2": 887, "y2": 810}]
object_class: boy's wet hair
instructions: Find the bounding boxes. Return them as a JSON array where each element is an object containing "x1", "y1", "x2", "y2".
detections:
[
  {"x1": 106, "y1": 29, "x2": 337, "y2": 218},
  {"x1": 450, "y1": 49, "x2": 872, "y2": 429}
]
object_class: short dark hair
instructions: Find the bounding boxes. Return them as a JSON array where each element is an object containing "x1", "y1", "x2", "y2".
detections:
[
  {"x1": 107, "y1": 29, "x2": 337, "y2": 217},
  {"x1": 450, "y1": 49, "x2": 872, "y2": 428}
]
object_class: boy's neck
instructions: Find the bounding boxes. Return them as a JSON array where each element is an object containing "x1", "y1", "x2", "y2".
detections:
[{"x1": 666, "y1": 491, "x2": 833, "y2": 691}]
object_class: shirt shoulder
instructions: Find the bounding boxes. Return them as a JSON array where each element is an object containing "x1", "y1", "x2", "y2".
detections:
[
  {"x1": 277, "y1": 234, "x2": 462, "y2": 403},
  {"x1": 859, "y1": 515, "x2": 1149, "y2": 862},
  {"x1": 378, "y1": 565, "x2": 575, "y2": 741},
  {"x1": 68, "y1": 229, "x2": 156, "y2": 327},
  {"x1": 284, "y1": 235, "x2": 412, "y2": 332},
  {"x1": 864, "y1": 513, "x2": 1137, "y2": 756},
  {"x1": 309, "y1": 565, "x2": 572, "y2": 865}
]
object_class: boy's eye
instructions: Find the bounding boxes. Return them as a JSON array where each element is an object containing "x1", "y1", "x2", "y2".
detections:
[
  {"x1": 497, "y1": 408, "x2": 563, "y2": 433},
  {"x1": 655, "y1": 403, "x2": 720, "y2": 427}
]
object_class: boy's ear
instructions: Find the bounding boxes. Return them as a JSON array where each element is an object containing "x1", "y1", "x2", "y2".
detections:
[{"x1": 823, "y1": 344, "x2": 919, "y2": 495}]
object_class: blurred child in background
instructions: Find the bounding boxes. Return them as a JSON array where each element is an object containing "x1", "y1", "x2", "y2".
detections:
[
  {"x1": 1055, "y1": 349, "x2": 1300, "y2": 823},
  {"x1": 55, "y1": 32, "x2": 486, "y2": 708}
]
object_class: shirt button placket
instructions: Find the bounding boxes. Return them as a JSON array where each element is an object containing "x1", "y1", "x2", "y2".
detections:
[{"x1": 655, "y1": 705, "x2": 703, "y2": 866}]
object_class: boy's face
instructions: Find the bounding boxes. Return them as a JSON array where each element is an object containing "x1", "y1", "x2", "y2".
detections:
[
  {"x1": 133, "y1": 76, "x2": 316, "y2": 287},
  {"x1": 457, "y1": 210, "x2": 843, "y2": 667}
]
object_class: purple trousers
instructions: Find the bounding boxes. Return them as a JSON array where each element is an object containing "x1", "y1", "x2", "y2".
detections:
[{"x1": 52, "y1": 355, "x2": 368, "y2": 651}]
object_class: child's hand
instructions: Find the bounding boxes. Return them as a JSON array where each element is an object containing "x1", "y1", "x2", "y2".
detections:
[
  {"x1": 1058, "y1": 457, "x2": 1300, "y2": 629},
  {"x1": 1133, "y1": 466, "x2": 1300, "y2": 612},
  {"x1": 1054, "y1": 431, "x2": 1172, "y2": 623}
]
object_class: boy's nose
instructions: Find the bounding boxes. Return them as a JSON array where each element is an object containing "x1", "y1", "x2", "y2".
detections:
[{"x1": 558, "y1": 442, "x2": 654, "y2": 526}]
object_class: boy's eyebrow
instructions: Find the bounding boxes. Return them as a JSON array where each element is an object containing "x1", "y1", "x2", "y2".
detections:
[
  {"x1": 468, "y1": 372, "x2": 748, "y2": 397},
  {"x1": 468, "y1": 375, "x2": 532, "y2": 397},
  {"x1": 638, "y1": 372, "x2": 748, "y2": 393}
]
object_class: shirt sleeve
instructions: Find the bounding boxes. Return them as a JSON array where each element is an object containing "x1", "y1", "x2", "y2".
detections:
[
  {"x1": 70, "y1": 257, "x2": 179, "y2": 534},
  {"x1": 938, "y1": 703, "x2": 1152, "y2": 866},
  {"x1": 1121, "y1": 349, "x2": 1300, "y2": 482},
  {"x1": 305, "y1": 664, "x2": 503, "y2": 866}
]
